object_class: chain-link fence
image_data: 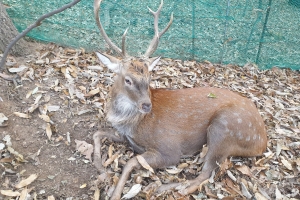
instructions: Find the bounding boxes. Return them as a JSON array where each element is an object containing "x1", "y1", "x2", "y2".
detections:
[{"x1": 2, "y1": 0, "x2": 300, "y2": 69}]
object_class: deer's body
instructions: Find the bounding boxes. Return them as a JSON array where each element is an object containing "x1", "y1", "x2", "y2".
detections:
[
  {"x1": 109, "y1": 86, "x2": 266, "y2": 162},
  {"x1": 92, "y1": 1, "x2": 267, "y2": 199}
]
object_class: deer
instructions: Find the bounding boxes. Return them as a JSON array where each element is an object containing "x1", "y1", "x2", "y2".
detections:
[{"x1": 92, "y1": 0, "x2": 267, "y2": 199}]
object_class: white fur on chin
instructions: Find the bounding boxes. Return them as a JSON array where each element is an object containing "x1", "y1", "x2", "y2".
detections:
[{"x1": 107, "y1": 95, "x2": 144, "y2": 137}]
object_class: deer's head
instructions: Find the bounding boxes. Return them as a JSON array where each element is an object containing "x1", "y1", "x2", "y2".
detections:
[{"x1": 95, "y1": 0, "x2": 173, "y2": 114}]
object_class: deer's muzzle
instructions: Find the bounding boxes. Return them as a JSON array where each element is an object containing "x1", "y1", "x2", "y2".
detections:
[{"x1": 140, "y1": 102, "x2": 152, "y2": 113}]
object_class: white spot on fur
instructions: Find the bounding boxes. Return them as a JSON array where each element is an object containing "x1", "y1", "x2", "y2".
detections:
[
  {"x1": 233, "y1": 112, "x2": 239, "y2": 116},
  {"x1": 249, "y1": 122, "x2": 252, "y2": 127},
  {"x1": 237, "y1": 118, "x2": 242, "y2": 124},
  {"x1": 253, "y1": 134, "x2": 257, "y2": 140},
  {"x1": 246, "y1": 135, "x2": 250, "y2": 141},
  {"x1": 230, "y1": 131, "x2": 234, "y2": 136},
  {"x1": 221, "y1": 119, "x2": 228, "y2": 125},
  {"x1": 237, "y1": 131, "x2": 243, "y2": 139}
]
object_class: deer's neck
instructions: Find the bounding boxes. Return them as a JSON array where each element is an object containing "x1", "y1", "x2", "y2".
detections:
[{"x1": 106, "y1": 92, "x2": 145, "y2": 137}]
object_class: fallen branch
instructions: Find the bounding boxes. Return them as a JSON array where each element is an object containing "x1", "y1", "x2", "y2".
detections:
[{"x1": 0, "y1": 0, "x2": 81, "y2": 72}]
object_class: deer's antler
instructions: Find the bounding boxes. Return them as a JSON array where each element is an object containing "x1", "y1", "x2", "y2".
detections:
[
  {"x1": 94, "y1": 0, "x2": 173, "y2": 58},
  {"x1": 94, "y1": 0, "x2": 128, "y2": 57},
  {"x1": 144, "y1": 0, "x2": 173, "y2": 58}
]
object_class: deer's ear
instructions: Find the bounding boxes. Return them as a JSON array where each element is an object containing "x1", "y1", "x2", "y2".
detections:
[
  {"x1": 96, "y1": 52, "x2": 121, "y2": 73},
  {"x1": 148, "y1": 56, "x2": 161, "y2": 71}
]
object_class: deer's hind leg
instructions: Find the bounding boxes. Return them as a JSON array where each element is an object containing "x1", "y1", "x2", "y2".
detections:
[
  {"x1": 156, "y1": 112, "x2": 234, "y2": 195},
  {"x1": 180, "y1": 106, "x2": 263, "y2": 195}
]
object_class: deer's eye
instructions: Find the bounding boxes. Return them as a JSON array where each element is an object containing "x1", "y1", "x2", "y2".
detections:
[{"x1": 125, "y1": 78, "x2": 132, "y2": 85}]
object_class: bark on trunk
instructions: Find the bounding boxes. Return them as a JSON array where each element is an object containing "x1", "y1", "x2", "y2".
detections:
[{"x1": 0, "y1": 2, "x2": 31, "y2": 56}]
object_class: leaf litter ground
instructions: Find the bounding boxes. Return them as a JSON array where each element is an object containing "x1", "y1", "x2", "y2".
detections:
[{"x1": 0, "y1": 43, "x2": 299, "y2": 199}]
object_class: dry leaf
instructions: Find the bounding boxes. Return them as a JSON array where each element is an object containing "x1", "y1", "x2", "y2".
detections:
[
  {"x1": 240, "y1": 182, "x2": 252, "y2": 199},
  {"x1": 80, "y1": 183, "x2": 87, "y2": 188},
  {"x1": 46, "y1": 123, "x2": 52, "y2": 139},
  {"x1": 0, "y1": 143, "x2": 5, "y2": 150},
  {"x1": 47, "y1": 105, "x2": 60, "y2": 112},
  {"x1": 166, "y1": 167, "x2": 183, "y2": 174},
  {"x1": 48, "y1": 195, "x2": 55, "y2": 200},
  {"x1": 39, "y1": 114, "x2": 51, "y2": 122},
  {"x1": 34, "y1": 94, "x2": 43, "y2": 104},
  {"x1": 15, "y1": 174, "x2": 38, "y2": 189},
  {"x1": 77, "y1": 109, "x2": 92, "y2": 115},
  {"x1": 0, "y1": 113, "x2": 8, "y2": 127},
  {"x1": 224, "y1": 177, "x2": 242, "y2": 196},
  {"x1": 14, "y1": 112, "x2": 31, "y2": 119},
  {"x1": 8, "y1": 65, "x2": 28, "y2": 73},
  {"x1": 219, "y1": 158, "x2": 232, "y2": 173},
  {"x1": 275, "y1": 186, "x2": 283, "y2": 199},
  {"x1": 94, "y1": 188, "x2": 100, "y2": 200},
  {"x1": 177, "y1": 163, "x2": 189, "y2": 169},
  {"x1": 280, "y1": 156, "x2": 293, "y2": 170},
  {"x1": 227, "y1": 170, "x2": 236, "y2": 182},
  {"x1": 200, "y1": 145, "x2": 208, "y2": 158},
  {"x1": 0, "y1": 190, "x2": 21, "y2": 196},
  {"x1": 207, "y1": 92, "x2": 217, "y2": 98},
  {"x1": 136, "y1": 155, "x2": 154, "y2": 173},
  {"x1": 28, "y1": 103, "x2": 39, "y2": 113},
  {"x1": 7, "y1": 146, "x2": 24, "y2": 161},
  {"x1": 19, "y1": 188, "x2": 28, "y2": 200},
  {"x1": 85, "y1": 88, "x2": 100, "y2": 97},
  {"x1": 255, "y1": 192, "x2": 268, "y2": 200},
  {"x1": 32, "y1": 87, "x2": 39, "y2": 95},
  {"x1": 69, "y1": 65, "x2": 78, "y2": 78},
  {"x1": 121, "y1": 184, "x2": 142, "y2": 199},
  {"x1": 108, "y1": 144, "x2": 113, "y2": 158},
  {"x1": 236, "y1": 165, "x2": 253, "y2": 177},
  {"x1": 75, "y1": 140, "x2": 93, "y2": 162},
  {"x1": 103, "y1": 153, "x2": 119, "y2": 167}
]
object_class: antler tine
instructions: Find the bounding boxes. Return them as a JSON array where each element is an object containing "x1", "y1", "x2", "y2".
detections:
[
  {"x1": 94, "y1": 0, "x2": 127, "y2": 57},
  {"x1": 122, "y1": 28, "x2": 129, "y2": 57},
  {"x1": 144, "y1": 0, "x2": 173, "y2": 58}
]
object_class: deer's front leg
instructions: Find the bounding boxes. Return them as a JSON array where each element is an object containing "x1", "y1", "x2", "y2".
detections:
[
  {"x1": 110, "y1": 150, "x2": 180, "y2": 200},
  {"x1": 93, "y1": 129, "x2": 124, "y2": 172}
]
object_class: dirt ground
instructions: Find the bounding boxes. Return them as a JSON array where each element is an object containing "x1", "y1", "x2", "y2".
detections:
[
  {"x1": 0, "y1": 82, "x2": 99, "y2": 199},
  {"x1": 0, "y1": 62, "x2": 99, "y2": 198},
  {"x1": 0, "y1": 43, "x2": 300, "y2": 200}
]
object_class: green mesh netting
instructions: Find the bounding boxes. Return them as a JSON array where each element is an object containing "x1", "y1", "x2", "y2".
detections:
[{"x1": 2, "y1": 0, "x2": 300, "y2": 69}]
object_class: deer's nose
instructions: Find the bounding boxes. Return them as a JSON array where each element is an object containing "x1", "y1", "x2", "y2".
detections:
[{"x1": 141, "y1": 103, "x2": 152, "y2": 113}]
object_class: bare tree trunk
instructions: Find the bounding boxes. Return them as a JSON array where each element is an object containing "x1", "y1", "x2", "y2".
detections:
[{"x1": 0, "y1": 2, "x2": 31, "y2": 56}]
